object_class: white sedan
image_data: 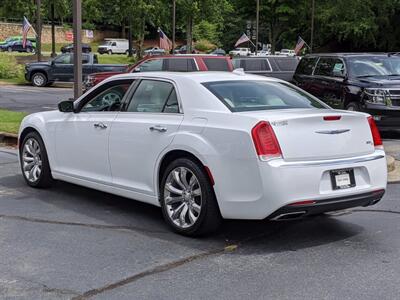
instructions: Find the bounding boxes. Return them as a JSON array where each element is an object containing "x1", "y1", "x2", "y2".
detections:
[{"x1": 18, "y1": 72, "x2": 387, "y2": 236}]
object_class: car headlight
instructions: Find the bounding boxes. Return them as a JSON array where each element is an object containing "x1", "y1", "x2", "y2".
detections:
[{"x1": 364, "y1": 88, "x2": 391, "y2": 105}]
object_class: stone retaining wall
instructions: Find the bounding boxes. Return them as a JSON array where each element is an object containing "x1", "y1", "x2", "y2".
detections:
[{"x1": 0, "y1": 22, "x2": 120, "y2": 43}]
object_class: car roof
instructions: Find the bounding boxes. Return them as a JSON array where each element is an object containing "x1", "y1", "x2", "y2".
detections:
[
  {"x1": 304, "y1": 53, "x2": 394, "y2": 58},
  {"x1": 142, "y1": 54, "x2": 229, "y2": 59},
  {"x1": 108, "y1": 71, "x2": 281, "y2": 84}
]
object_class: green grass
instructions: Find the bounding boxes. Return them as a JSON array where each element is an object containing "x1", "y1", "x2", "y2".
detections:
[
  {"x1": 97, "y1": 54, "x2": 136, "y2": 65},
  {"x1": 0, "y1": 109, "x2": 26, "y2": 134},
  {"x1": 0, "y1": 78, "x2": 26, "y2": 85}
]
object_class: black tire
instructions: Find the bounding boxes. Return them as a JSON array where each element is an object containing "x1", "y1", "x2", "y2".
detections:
[
  {"x1": 31, "y1": 72, "x2": 47, "y2": 87},
  {"x1": 19, "y1": 131, "x2": 53, "y2": 188},
  {"x1": 160, "y1": 157, "x2": 221, "y2": 236},
  {"x1": 346, "y1": 102, "x2": 361, "y2": 111}
]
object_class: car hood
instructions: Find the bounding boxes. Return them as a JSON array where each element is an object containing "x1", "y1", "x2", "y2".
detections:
[
  {"x1": 356, "y1": 75, "x2": 400, "y2": 88},
  {"x1": 89, "y1": 70, "x2": 127, "y2": 78},
  {"x1": 26, "y1": 61, "x2": 52, "y2": 68}
]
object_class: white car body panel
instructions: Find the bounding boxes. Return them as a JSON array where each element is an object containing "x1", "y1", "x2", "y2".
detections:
[{"x1": 18, "y1": 72, "x2": 387, "y2": 220}]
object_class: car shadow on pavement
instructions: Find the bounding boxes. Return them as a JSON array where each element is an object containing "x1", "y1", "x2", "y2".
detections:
[{"x1": 0, "y1": 172, "x2": 364, "y2": 254}]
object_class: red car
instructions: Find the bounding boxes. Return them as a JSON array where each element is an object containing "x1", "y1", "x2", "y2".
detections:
[{"x1": 84, "y1": 55, "x2": 234, "y2": 90}]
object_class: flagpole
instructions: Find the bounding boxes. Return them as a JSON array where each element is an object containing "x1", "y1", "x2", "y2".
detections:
[{"x1": 255, "y1": 0, "x2": 259, "y2": 55}]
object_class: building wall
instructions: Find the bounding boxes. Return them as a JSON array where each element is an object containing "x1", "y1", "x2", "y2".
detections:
[{"x1": 0, "y1": 22, "x2": 120, "y2": 43}]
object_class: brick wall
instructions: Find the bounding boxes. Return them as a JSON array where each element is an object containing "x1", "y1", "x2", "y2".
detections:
[{"x1": 0, "y1": 22, "x2": 120, "y2": 43}]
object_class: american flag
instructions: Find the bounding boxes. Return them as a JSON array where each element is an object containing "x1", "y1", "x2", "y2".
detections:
[
  {"x1": 234, "y1": 33, "x2": 250, "y2": 47},
  {"x1": 22, "y1": 16, "x2": 36, "y2": 48},
  {"x1": 294, "y1": 36, "x2": 306, "y2": 55},
  {"x1": 158, "y1": 28, "x2": 172, "y2": 51}
]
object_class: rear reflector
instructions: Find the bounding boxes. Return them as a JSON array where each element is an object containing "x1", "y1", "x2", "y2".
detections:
[
  {"x1": 367, "y1": 116, "x2": 383, "y2": 150},
  {"x1": 288, "y1": 200, "x2": 316, "y2": 206},
  {"x1": 204, "y1": 166, "x2": 215, "y2": 186},
  {"x1": 323, "y1": 116, "x2": 341, "y2": 121},
  {"x1": 251, "y1": 121, "x2": 282, "y2": 161}
]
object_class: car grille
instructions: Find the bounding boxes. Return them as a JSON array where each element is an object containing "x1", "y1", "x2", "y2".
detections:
[{"x1": 388, "y1": 89, "x2": 400, "y2": 106}]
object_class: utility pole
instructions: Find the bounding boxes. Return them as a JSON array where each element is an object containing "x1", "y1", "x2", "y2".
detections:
[
  {"x1": 51, "y1": 2, "x2": 56, "y2": 57},
  {"x1": 73, "y1": 0, "x2": 83, "y2": 99},
  {"x1": 172, "y1": 0, "x2": 176, "y2": 54},
  {"x1": 36, "y1": 0, "x2": 41, "y2": 61},
  {"x1": 255, "y1": 0, "x2": 259, "y2": 55},
  {"x1": 310, "y1": 0, "x2": 315, "y2": 53}
]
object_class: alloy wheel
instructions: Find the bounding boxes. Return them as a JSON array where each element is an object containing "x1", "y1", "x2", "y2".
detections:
[
  {"x1": 33, "y1": 74, "x2": 45, "y2": 86},
  {"x1": 164, "y1": 167, "x2": 202, "y2": 229},
  {"x1": 22, "y1": 138, "x2": 42, "y2": 183}
]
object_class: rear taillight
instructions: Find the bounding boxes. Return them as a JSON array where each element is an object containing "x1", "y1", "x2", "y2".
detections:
[
  {"x1": 323, "y1": 116, "x2": 341, "y2": 121},
  {"x1": 367, "y1": 116, "x2": 383, "y2": 150},
  {"x1": 251, "y1": 121, "x2": 282, "y2": 161}
]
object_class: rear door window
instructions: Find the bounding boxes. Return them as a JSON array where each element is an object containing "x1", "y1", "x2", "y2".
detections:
[
  {"x1": 272, "y1": 58, "x2": 299, "y2": 71},
  {"x1": 203, "y1": 58, "x2": 230, "y2": 71},
  {"x1": 243, "y1": 59, "x2": 271, "y2": 71},
  {"x1": 137, "y1": 59, "x2": 163, "y2": 72},
  {"x1": 314, "y1": 57, "x2": 344, "y2": 77},
  {"x1": 295, "y1": 57, "x2": 318, "y2": 75},
  {"x1": 165, "y1": 58, "x2": 197, "y2": 71}
]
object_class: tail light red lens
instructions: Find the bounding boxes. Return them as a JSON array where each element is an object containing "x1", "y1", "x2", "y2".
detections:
[
  {"x1": 251, "y1": 121, "x2": 282, "y2": 161},
  {"x1": 323, "y1": 116, "x2": 341, "y2": 121},
  {"x1": 367, "y1": 116, "x2": 383, "y2": 150}
]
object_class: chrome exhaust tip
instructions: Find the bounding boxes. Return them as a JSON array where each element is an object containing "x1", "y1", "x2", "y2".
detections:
[{"x1": 271, "y1": 211, "x2": 307, "y2": 221}]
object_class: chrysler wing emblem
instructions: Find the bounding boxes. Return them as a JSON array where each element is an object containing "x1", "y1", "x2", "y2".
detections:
[{"x1": 315, "y1": 129, "x2": 350, "y2": 135}]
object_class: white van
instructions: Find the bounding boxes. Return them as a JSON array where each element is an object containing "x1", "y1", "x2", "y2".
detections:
[{"x1": 98, "y1": 39, "x2": 129, "y2": 55}]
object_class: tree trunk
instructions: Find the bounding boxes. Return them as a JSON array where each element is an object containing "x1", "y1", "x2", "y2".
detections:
[
  {"x1": 186, "y1": 15, "x2": 193, "y2": 53},
  {"x1": 136, "y1": 17, "x2": 145, "y2": 59}
]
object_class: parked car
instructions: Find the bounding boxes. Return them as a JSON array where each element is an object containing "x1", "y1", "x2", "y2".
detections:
[
  {"x1": 256, "y1": 50, "x2": 270, "y2": 56},
  {"x1": 25, "y1": 53, "x2": 128, "y2": 87},
  {"x1": 232, "y1": 56, "x2": 300, "y2": 81},
  {"x1": 144, "y1": 47, "x2": 166, "y2": 56},
  {"x1": 84, "y1": 55, "x2": 234, "y2": 90},
  {"x1": 174, "y1": 45, "x2": 199, "y2": 54},
  {"x1": 98, "y1": 39, "x2": 131, "y2": 54},
  {"x1": 0, "y1": 40, "x2": 35, "y2": 53},
  {"x1": 0, "y1": 36, "x2": 36, "y2": 48},
  {"x1": 280, "y1": 49, "x2": 296, "y2": 56},
  {"x1": 229, "y1": 47, "x2": 252, "y2": 56},
  {"x1": 210, "y1": 48, "x2": 226, "y2": 56},
  {"x1": 18, "y1": 72, "x2": 387, "y2": 236},
  {"x1": 292, "y1": 53, "x2": 400, "y2": 132},
  {"x1": 60, "y1": 43, "x2": 92, "y2": 53}
]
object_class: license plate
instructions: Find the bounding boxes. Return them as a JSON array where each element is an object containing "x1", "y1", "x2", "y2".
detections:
[{"x1": 330, "y1": 168, "x2": 356, "y2": 190}]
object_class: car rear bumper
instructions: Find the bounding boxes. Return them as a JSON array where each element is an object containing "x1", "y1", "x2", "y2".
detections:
[
  {"x1": 215, "y1": 150, "x2": 387, "y2": 220},
  {"x1": 268, "y1": 189, "x2": 385, "y2": 220}
]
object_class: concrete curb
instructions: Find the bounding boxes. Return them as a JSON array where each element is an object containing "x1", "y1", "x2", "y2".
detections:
[{"x1": 0, "y1": 132, "x2": 18, "y2": 146}]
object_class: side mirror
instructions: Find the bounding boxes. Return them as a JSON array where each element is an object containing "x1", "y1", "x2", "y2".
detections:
[
  {"x1": 133, "y1": 67, "x2": 141, "y2": 72},
  {"x1": 58, "y1": 100, "x2": 74, "y2": 113}
]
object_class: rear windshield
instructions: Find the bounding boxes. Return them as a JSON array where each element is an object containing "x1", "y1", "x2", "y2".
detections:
[
  {"x1": 202, "y1": 80, "x2": 327, "y2": 112},
  {"x1": 203, "y1": 58, "x2": 230, "y2": 71}
]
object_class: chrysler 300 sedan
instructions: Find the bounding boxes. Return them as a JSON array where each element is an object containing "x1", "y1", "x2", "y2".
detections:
[{"x1": 18, "y1": 72, "x2": 387, "y2": 236}]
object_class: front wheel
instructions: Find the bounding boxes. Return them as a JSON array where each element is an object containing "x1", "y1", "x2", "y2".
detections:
[
  {"x1": 346, "y1": 102, "x2": 361, "y2": 111},
  {"x1": 108, "y1": 50, "x2": 112, "y2": 55},
  {"x1": 31, "y1": 72, "x2": 47, "y2": 87},
  {"x1": 160, "y1": 158, "x2": 221, "y2": 236},
  {"x1": 20, "y1": 132, "x2": 53, "y2": 188}
]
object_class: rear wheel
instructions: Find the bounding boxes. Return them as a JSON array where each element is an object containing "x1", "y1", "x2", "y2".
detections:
[
  {"x1": 20, "y1": 132, "x2": 53, "y2": 188},
  {"x1": 31, "y1": 72, "x2": 47, "y2": 87},
  {"x1": 346, "y1": 102, "x2": 361, "y2": 111},
  {"x1": 160, "y1": 158, "x2": 221, "y2": 236},
  {"x1": 108, "y1": 50, "x2": 112, "y2": 55},
  {"x1": 7, "y1": 47, "x2": 12, "y2": 52}
]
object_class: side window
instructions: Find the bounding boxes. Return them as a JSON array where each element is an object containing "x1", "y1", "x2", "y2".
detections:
[
  {"x1": 315, "y1": 58, "x2": 344, "y2": 77},
  {"x1": 54, "y1": 54, "x2": 71, "y2": 64},
  {"x1": 126, "y1": 80, "x2": 178, "y2": 113},
  {"x1": 112, "y1": 42, "x2": 117, "y2": 46},
  {"x1": 203, "y1": 58, "x2": 230, "y2": 71},
  {"x1": 82, "y1": 54, "x2": 90, "y2": 64},
  {"x1": 137, "y1": 59, "x2": 163, "y2": 72},
  {"x1": 232, "y1": 59, "x2": 241, "y2": 69},
  {"x1": 165, "y1": 58, "x2": 196, "y2": 72},
  {"x1": 244, "y1": 59, "x2": 270, "y2": 71},
  {"x1": 295, "y1": 57, "x2": 318, "y2": 75},
  {"x1": 81, "y1": 82, "x2": 132, "y2": 112}
]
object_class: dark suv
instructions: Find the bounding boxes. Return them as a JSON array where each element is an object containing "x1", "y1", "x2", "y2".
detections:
[{"x1": 293, "y1": 53, "x2": 400, "y2": 131}]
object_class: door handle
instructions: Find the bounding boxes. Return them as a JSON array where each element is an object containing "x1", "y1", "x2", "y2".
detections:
[
  {"x1": 149, "y1": 125, "x2": 167, "y2": 132},
  {"x1": 94, "y1": 122, "x2": 107, "y2": 129}
]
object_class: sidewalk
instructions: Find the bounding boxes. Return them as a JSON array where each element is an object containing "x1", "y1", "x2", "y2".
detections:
[{"x1": 384, "y1": 140, "x2": 400, "y2": 183}]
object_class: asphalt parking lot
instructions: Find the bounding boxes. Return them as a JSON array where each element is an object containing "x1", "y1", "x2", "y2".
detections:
[
  {"x1": 0, "y1": 85, "x2": 72, "y2": 113},
  {"x1": 1, "y1": 147, "x2": 400, "y2": 300}
]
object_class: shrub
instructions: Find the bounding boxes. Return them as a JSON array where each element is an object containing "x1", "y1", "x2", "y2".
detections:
[
  {"x1": 195, "y1": 39, "x2": 217, "y2": 53},
  {"x1": 0, "y1": 53, "x2": 24, "y2": 80}
]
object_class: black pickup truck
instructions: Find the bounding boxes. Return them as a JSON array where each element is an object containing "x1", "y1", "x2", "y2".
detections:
[{"x1": 25, "y1": 53, "x2": 127, "y2": 87}]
